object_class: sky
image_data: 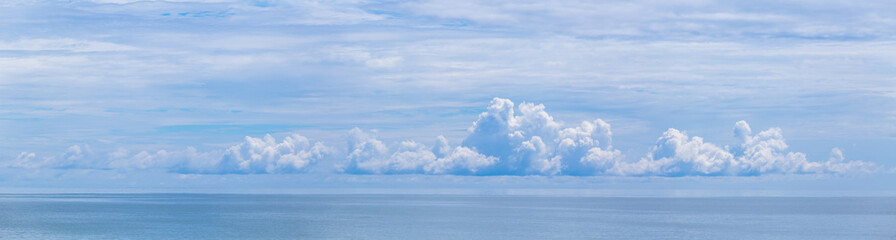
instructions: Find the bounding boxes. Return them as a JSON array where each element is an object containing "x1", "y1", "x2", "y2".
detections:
[{"x1": 1, "y1": 0, "x2": 895, "y2": 195}]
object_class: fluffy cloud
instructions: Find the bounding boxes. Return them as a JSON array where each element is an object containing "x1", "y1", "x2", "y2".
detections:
[
  {"x1": 340, "y1": 98, "x2": 878, "y2": 176},
  {"x1": 817, "y1": 148, "x2": 877, "y2": 175},
  {"x1": 342, "y1": 128, "x2": 428, "y2": 174},
  {"x1": 343, "y1": 97, "x2": 622, "y2": 175},
  {"x1": 6, "y1": 145, "x2": 100, "y2": 169},
  {"x1": 4, "y1": 99, "x2": 881, "y2": 177},
  {"x1": 342, "y1": 128, "x2": 497, "y2": 175},
  {"x1": 215, "y1": 134, "x2": 330, "y2": 174},
  {"x1": 462, "y1": 98, "x2": 623, "y2": 175},
  {"x1": 733, "y1": 122, "x2": 815, "y2": 175},
  {"x1": 8, "y1": 133, "x2": 331, "y2": 174},
  {"x1": 627, "y1": 121, "x2": 878, "y2": 176},
  {"x1": 127, "y1": 133, "x2": 330, "y2": 174},
  {"x1": 622, "y1": 128, "x2": 736, "y2": 176}
]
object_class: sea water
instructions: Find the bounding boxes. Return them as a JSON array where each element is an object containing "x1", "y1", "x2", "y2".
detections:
[{"x1": 1, "y1": 194, "x2": 894, "y2": 239}]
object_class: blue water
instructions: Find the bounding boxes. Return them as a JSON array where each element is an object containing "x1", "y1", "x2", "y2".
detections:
[{"x1": 1, "y1": 194, "x2": 894, "y2": 239}]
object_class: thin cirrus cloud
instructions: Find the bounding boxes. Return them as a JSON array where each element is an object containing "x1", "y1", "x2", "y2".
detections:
[{"x1": 5, "y1": 98, "x2": 880, "y2": 176}]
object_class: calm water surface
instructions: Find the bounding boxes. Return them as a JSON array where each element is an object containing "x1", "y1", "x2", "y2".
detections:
[{"x1": 0, "y1": 194, "x2": 894, "y2": 239}]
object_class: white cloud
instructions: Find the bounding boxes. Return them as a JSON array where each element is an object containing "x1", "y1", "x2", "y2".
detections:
[
  {"x1": 10, "y1": 152, "x2": 37, "y2": 168},
  {"x1": 8, "y1": 134, "x2": 331, "y2": 174},
  {"x1": 341, "y1": 128, "x2": 497, "y2": 175},
  {"x1": 816, "y1": 148, "x2": 877, "y2": 175},
  {"x1": 87, "y1": 0, "x2": 237, "y2": 3},
  {"x1": 554, "y1": 119, "x2": 623, "y2": 176},
  {"x1": 628, "y1": 128, "x2": 736, "y2": 176},
  {"x1": 457, "y1": 98, "x2": 623, "y2": 175},
  {"x1": 3, "y1": 99, "x2": 882, "y2": 177},
  {"x1": 324, "y1": 46, "x2": 404, "y2": 68},
  {"x1": 214, "y1": 133, "x2": 330, "y2": 173},
  {"x1": 342, "y1": 128, "x2": 429, "y2": 174},
  {"x1": 679, "y1": 12, "x2": 792, "y2": 22},
  {"x1": 227, "y1": 0, "x2": 386, "y2": 25},
  {"x1": 337, "y1": 98, "x2": 879, "y2": 176},
  {"x1": 0, "y1": 38, "x2": 136, "y2": 52},
  {"x1": 108, "y1": 146, "x2": 218, "y2": 171},
  {"x1": 627, "y1": 121, "x2": 879, "y2": 176},
  {"x1": 2, "y1": 0, "x2": 894, "y2": 183},
  {"x1": 424, "y1": 146, "x2": 498, "y2": 175},
  {"x1": 397, "y1": 0, "x2": 896, "y2": 39},
  {"x1": 364, "y1": 56, "x2": 403, "y2": 68},
  {"x1": 5, "y1": 144, "x2": 101, "y2": 169},
  {"x1": 734, "y1": 123, "x2": 815, "y2": 175},
  {"x1": 342, "y1": 98, "x2": 623, "y2": 175}
]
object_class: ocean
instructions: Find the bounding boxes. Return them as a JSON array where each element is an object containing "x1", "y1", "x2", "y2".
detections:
[{"x1": 1, "y1": 194, "x2": 894, "y2": 239}]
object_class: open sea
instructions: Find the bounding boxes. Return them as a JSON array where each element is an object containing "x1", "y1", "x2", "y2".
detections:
[{"x1": 0, "y1": 194, "x2": 894, "y2": 239}]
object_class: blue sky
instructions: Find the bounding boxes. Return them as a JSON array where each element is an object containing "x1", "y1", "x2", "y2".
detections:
[{"x1": 1, "y1": 0, "x2": 895, "y2": 195}]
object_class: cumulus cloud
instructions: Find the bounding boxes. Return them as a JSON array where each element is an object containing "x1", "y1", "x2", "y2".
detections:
[
  {"x1": 623, "y1": 128, "x2": 737, "y2": 176},
  {"x1": 461, "y1": 98, "x2": 624, "y2": 175},
  {"x1": 7, "y1": 133, "x2": 331, "y2": 174},
  {"x1": 733, "y1": 122, "x2": 816, "y2": 175},
  {"x1": 5, "y1": 145, "x2": 100, "y2": 169},
  {"x1": 339, "y1": 98, "x2": 879, "y2": 176},
  {"x1": 815, "y1": 148, "x2": 878, "y2": 175},
  {"x1": 341, "y1": 128, "x2": 497, "y2": 175},
  {"x1": 628, "y1": 121, "x2": 878, "y2": 176},
  {"x1": 343, "y1": 97, "x2": 622, "y2": 175},
  {"x1": 4, "y1": 99, "x2": 881, "y2": 177},
  {"x1": 342, "y1": 128, "x2": 426, "y2": 174},
  {"x1": 215, "y1": 134, "x2": 330, "y2": 174},
  {"x1": 118, "y1": 133, "x2": 331, "y2": 174}
]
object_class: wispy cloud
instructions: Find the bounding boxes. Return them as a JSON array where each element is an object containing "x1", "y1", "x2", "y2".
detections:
[
  {"x1": 0, "y1": 38, "x2": 137, "y2": 52},
  {"x1": 1, "y1": 0, "x2": 894, "y2": 187}
]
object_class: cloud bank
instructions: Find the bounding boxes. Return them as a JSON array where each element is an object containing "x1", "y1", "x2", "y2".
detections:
[
  {"x1": 4, "y1": 98, "x2": 880, "y2": 177},
  {"x1": 7, "y1": 134, "x2": 331, "y2": 174},
  {"x1": 621, "y1": 123, "x2": 876, "y2": 176},
  {"x1": 342, "y1": 98, "x2": 878, "y2": 176},
  {"x1": 342, "y1": 98, "x2": 623, "y2": 176}
]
